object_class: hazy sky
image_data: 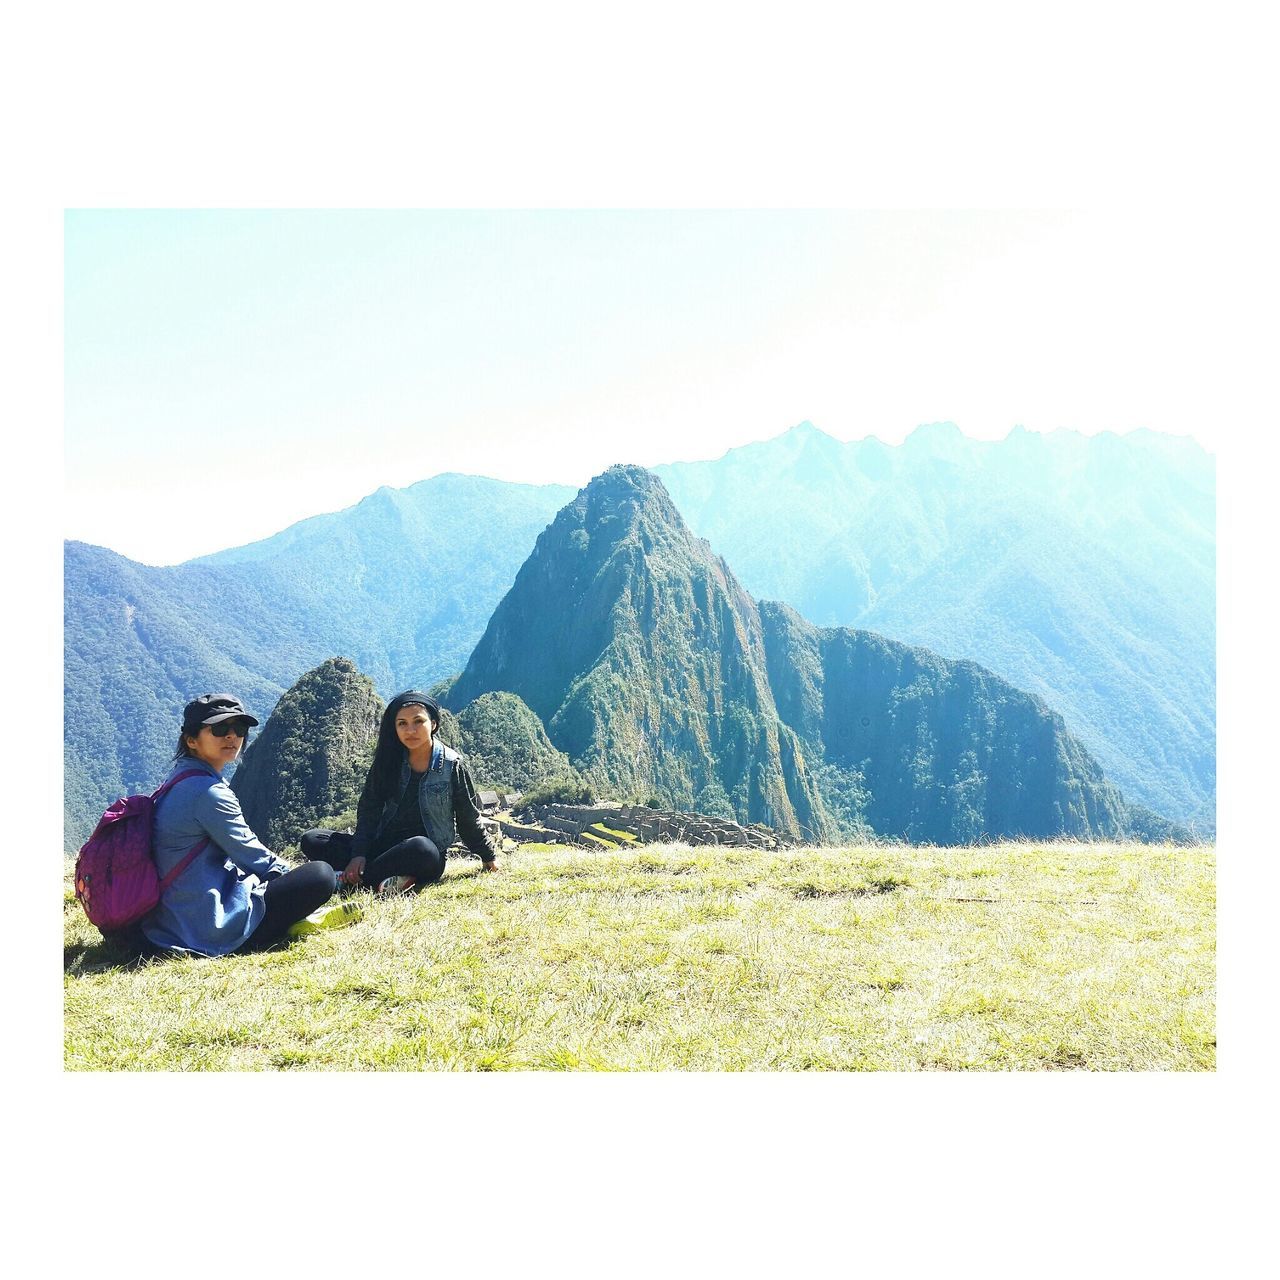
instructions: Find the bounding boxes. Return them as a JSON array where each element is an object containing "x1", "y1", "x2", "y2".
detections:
[{"x1": 65, "y1": 208, "x2": 1222, "y2": 564}]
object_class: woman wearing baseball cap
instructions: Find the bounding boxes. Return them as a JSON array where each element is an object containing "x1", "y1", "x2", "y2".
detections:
[
  {"x1": 299, "y1": 689, "x2": 499, "y2": 893},
  {"x1": 138, "y1": 693, "x2": 360, "y2": 956}
]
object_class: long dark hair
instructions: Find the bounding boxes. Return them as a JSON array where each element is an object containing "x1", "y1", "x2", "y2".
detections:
[{"x1": 367, "y1": 691, "x2": 440, "y2": 800}]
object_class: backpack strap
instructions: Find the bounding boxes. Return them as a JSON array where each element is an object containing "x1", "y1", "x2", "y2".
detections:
[
  {"x1": 158, "y1": 835, "x2": 211, "y2": 893},
  {"x1": 151, "y1": 767, "x2": 209, "y2": 803},
  {"x1": 152, "y1": 768, "x2": 215, "y2": 894}
]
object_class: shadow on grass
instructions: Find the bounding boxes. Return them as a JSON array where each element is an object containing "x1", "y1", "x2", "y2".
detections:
[
  {"x1": 791, "y1": 876, "x2": 909, "y2": 899},
  {"x1": 64, "y1": 927, "x2": 312, "y2": 977},
  {"x1": 64, "y1": 929, "x2": 158, "y2": 977}
]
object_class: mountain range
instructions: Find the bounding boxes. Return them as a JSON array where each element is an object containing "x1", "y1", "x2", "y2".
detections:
[
  {"x1": 447, "y1": 465, "x2": 1169, "y2": 843},
  {"x1": 655, "y1": 422, "x2": 1215, "y2": 830},
  {"x1": 63, "y1": 423, "x2": 1214, "y2": 846},
  {"x1": 230, "y1": 467, "x2": 1174, "y2": 848},
  {"x1": 64, "y1": 474, "x2": 572, "y2": 845}
]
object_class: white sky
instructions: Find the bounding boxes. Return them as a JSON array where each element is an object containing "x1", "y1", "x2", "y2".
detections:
[{"x1": 66, "y1": 207, "x2": 1231, "y2": 564}]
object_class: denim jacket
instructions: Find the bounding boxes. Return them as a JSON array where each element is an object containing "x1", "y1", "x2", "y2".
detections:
[
  {"x1": 140, "y1": 758, "x2": 290, "y2": 957},
  {"x1": 353, "y1": 742, "x2": 495, "y2": 862}
]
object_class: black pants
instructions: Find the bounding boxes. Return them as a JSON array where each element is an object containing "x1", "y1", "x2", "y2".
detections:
[
  {"x1": 300, "y1": 829, "x2": 446, "y2": 890},
  {"x1": 242, "y1": 862, "x2": 338, "y2": 951}
]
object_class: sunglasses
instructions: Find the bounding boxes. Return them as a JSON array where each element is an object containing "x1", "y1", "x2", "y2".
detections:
[{"x1": 208, "y1": 721, "x2": 250, "y2": 738}]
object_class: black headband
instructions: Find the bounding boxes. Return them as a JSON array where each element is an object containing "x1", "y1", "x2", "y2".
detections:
[{"x1": 390, "y1": 691, "x2": 440, "y2": 718}]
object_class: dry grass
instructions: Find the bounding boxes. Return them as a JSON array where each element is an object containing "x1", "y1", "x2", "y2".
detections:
[{"x1": 63, "y1": 840, "x2": 1215, "y2": 1071}]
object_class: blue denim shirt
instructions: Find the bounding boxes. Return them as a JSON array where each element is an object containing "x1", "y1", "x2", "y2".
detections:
[{"x1": 140, "y1": 758, "x2": 289, "y2": 957}]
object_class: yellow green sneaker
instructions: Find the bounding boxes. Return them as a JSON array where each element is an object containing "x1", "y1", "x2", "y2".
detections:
[{"x1": 287, "y1": 899, "x2": 363, "y2": 939}]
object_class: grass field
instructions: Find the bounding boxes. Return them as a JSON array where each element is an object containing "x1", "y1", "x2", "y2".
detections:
[{"x1": 63, "y1": 840, "x2": 1215, "y2": 1071}]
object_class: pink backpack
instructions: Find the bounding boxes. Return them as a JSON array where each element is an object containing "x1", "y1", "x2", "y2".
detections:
[{"x1": 74, "y1": 769, "x2": 211, "y2": 934}]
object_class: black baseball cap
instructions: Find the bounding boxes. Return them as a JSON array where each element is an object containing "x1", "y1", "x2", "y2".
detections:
[{"x1": 182, "y1": 693, "x2": 260, "y2": 735}]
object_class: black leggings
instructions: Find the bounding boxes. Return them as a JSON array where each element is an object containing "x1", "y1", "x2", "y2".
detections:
[
  {"x1": 300, "y1": 829, "x2": 446, "y2": 890},
  {"x1": 243, "y1": 862, "x2": 338, "y2": 951}
]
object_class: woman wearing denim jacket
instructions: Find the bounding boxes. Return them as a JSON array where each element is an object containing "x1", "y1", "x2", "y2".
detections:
[
  {"x1": 300, "y1": 691, "x2": 498, "y2": 894},
  {"x1": 141, "y1": 693, "x2": 352, "y2": 956}
]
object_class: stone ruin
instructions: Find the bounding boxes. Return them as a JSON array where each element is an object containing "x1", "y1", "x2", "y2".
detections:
[{"x1": 495, "y1": 801, "x2": 796, "y2": 851}]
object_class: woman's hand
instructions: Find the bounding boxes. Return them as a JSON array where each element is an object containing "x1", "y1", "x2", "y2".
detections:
[{"x1": 342, "y1": 856, "x2": 367, "y2": 886}]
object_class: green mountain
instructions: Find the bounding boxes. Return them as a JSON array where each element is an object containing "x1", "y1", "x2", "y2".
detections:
[
  {"x1": 654, "y1": 422, "x2": 1215, "y2": 833},
  {"x1": 230, "y1": 657, "x2": 383, "y2": 849},
  {"x1": 759, "y1": 601, "x2": 1146, "y2": 842},
  {"x1": 448, "y1": 466, "x2": 829, "y2": 837},
  {"x1": 447, "y1": 466, "x2": 1149, "y2": 844},
  {"x1": 63, "y1": 474, "x2": 572, "y2": 847},
  {"x1": 452, "y1": 691, "x2": 572, "y2": 791},
  {"x1": 64, "y1": 541, "x2": 292, "y2": 849}
]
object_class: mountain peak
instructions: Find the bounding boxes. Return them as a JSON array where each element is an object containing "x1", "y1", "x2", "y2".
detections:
[
  {"x1": 448, "y1": 468, "x2": 825, "y2": 836},
  {"x1": 585, "y1": 463, "x2": 667, "y2": 502},
  {"x1": 905, "y1": 420, "x2": 964, "y2": 444},
  {"x1": 784, "y1": 420, "x2": 843, "y2": 448},
  {"x1": 231, "y1": 657, "x2": 383, "y2": 848},
  {"x1": 568, "y1": 464, "x2": 687, "y2": 551},
  {"x1": 597, "y1": 461, "x2": 656, "y2": 482}
]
